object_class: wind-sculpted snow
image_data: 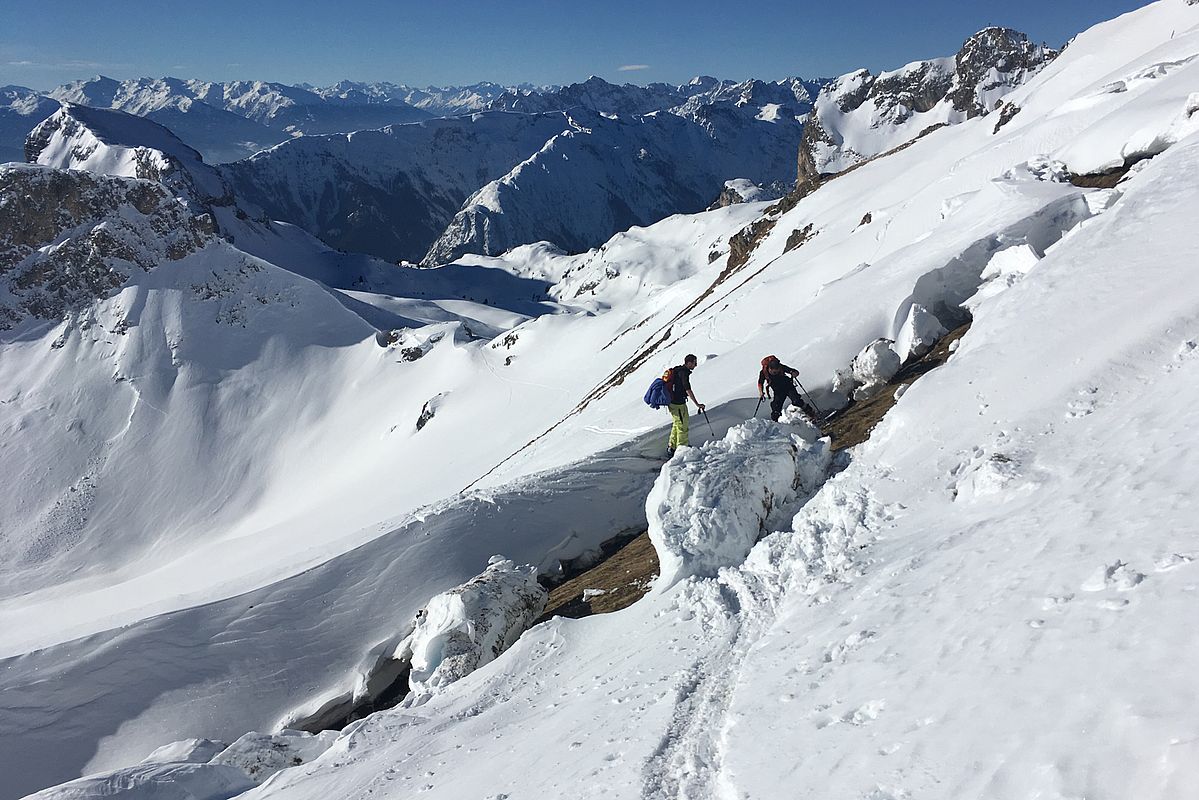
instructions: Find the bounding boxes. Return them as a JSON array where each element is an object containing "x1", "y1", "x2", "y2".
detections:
[
  {"x1": 21, "y1": 763, "x2": 255, "y2": 800},
  {"x1": 397, "y1": 556, "x2": 547, "y2": 702},
  {"x1": 210, "y1": 731, "x2": 340, "y2": 784},
  {"x1": 648, "y1": 417, "x2": 832, "y2": 589}
]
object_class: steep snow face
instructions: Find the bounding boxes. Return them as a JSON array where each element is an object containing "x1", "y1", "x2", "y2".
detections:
[
  {"x1": 423, "y1": 107, "x2": 802, "y2": 263},
  {"x1": 28, "y1": 104, "x2": 233, "y2": 206},
  {"x1": 799, "y1": 27, "x2": 1056, "y2": 180}
]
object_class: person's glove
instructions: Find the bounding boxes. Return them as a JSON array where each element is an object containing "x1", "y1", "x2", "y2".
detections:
[{"x1": 697, "y1": 403, "x2": 706, "y2": 412}]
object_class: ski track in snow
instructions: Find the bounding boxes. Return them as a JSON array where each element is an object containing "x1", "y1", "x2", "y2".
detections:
[{"x1": 642, "y1": 477, "x2": 885, "y2": 799}]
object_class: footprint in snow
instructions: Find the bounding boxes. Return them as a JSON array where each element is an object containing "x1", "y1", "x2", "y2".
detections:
[
  {"x1": 1065, "y1": 386, "x2": 1099, "y2": 419},
  {"x1": 1080, "y1": 561, "x2": 1144, "y2": 592},
  {"x1": 846, "y1": 700, "x2": 885, "y2": 725},
  {"x1": 1155, "y1": 553, "x2": 1194, "y2": 572},
  {"x1": 1041, "y1": 593, "x2": 1074, "y2": 610}
]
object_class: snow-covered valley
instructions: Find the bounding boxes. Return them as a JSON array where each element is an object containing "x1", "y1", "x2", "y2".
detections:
[{"x1": 3, "y1": 2, "x2": 1199, "y2": 799}]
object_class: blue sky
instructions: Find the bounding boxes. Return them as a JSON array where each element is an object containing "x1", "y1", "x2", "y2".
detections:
[{"x1": 0, "y1": 0, "x2": 1154, "y2": 90}]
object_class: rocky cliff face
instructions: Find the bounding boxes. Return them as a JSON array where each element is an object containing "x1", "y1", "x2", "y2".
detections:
[
  {"x1": 947, "y1": 27, "x2": 1058, "y2": 117},
  {"x1": 0, "y1": 164, "x2": 213, "y2": 330},
  {"x1": 792, "y1": 27, "x2": 1057, "y2": 194}
]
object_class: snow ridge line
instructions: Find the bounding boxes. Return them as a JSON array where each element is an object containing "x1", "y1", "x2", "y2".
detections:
[{"x1": 641, "y1": 472, "x2": 885, "y2": 799}]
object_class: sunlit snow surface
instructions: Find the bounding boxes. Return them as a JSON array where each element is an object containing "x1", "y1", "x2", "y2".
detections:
[{"x1": 5, "y1": 2, "x2": 1199, "y2": 798}]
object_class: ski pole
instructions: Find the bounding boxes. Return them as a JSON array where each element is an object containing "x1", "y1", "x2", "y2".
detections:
[
  {"x1": 793, "y1": 377, "x2": 823, "y2": 416},
  {"x1": 702, "y1": 409, "x2": 716, "y2": 435},
  {"x1": 753, "y1": 395, "x2": 764, "y2": 417}
]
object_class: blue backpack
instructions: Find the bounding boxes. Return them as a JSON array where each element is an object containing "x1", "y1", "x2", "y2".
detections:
[{"x1": 644, "y1": 370, "x2": 674, "y2": 409}]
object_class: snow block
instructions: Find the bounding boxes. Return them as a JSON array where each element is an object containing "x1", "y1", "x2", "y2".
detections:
[
  {"x1": 396, "y1": 556, "x2": 547, "y2": 702},
  {"x1": 647, "y1": 418, "x2": 831, "y2": 590},
  {"x1": 22, "y1": 763, "x2": 255, "y2": 800},
  {"x1": 895, "y1": 303, "x2": 948, "y2": 362},
  {"x1": 849, "y1": 338, "x2": 901, "y2": 400},
  {"x1": 139, "y1": 738, "x2": 228, "y2": 765},
  {"x1": 209, "y1": 729, "x2": 339, "y2": 784}
]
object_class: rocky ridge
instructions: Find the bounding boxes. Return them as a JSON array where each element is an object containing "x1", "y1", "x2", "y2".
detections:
[{"x1": 794, "y1": 27, "x2": 1057, "y2": 193}]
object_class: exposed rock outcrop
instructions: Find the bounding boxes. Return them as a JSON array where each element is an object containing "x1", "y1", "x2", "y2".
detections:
[
  {"x1": 0, "y1": 164, "x2": 213, "y2": 329},
  {"x1": 792, "y1": 27, "x2": 1057, "y2": 194}
]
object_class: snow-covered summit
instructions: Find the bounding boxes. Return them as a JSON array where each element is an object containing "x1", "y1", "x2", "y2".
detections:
[{"x1": 27, "y1": 103, "x2": 233, "y2": 207}]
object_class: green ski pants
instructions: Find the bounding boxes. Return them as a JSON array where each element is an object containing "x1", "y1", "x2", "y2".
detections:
[{"x1": 668, "y1": 403, "x2": 690, "y2": 449}]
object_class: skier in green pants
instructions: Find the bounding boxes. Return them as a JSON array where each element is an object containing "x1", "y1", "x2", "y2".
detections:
[{"x1": 666, "y1": 354, "x2": 705, "y2": 457}]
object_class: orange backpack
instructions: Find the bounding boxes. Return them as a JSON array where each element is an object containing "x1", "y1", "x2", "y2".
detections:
[{"x1": 761, "y1": 355, "x2": 780, "y2": 371}]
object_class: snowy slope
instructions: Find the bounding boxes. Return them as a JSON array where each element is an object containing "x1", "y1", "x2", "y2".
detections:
[
  {"x1": 201, "y1": 5, "x2": 1197, "y2": 798},
  {"x1": 5, "y1": 2, "x2": 1199, "y2": 799},
  {"x1": 28, "y1": 104, "x2": 233, "y2": 206}
]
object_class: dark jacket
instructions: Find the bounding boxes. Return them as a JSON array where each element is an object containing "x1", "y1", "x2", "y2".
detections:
[
  {"x1": 669, "y1": 365, "x2": 692, "y2": 405},
  {"x1": 758, "y1": 363, "x2": 798, "y2": 395}
]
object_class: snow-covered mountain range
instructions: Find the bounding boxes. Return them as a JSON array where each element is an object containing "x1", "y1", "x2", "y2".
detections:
[
  {"x1": 223, "y1": 104, "x2": 805, "y2": 264},
  {"x1": 486, "y1": 74, "x2": 825, "y2": 121},
  {"x1": 4, "y1": 2, "x2": 1199, "y2": 798}
]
